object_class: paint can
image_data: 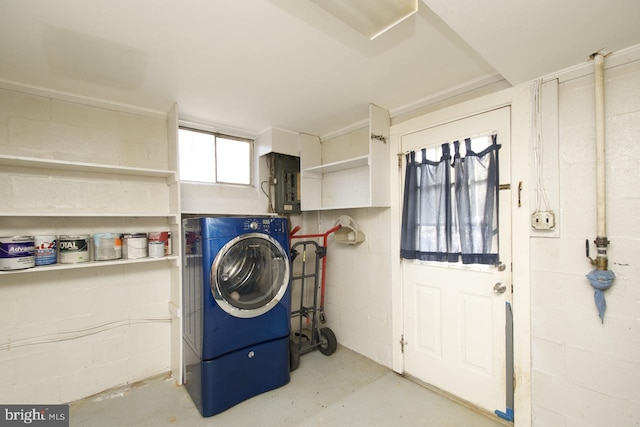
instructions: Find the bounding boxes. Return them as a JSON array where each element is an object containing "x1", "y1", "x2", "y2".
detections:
[
  {"x1": 148, "y1": 241, "x2": 165, "y2": 258},
  {"x1": 0, "y1": 236, "x2": 35, "y2": 270},
  {"x1": 93, "y1": 233, "x2": 122, "y2": 261},
  {"x1": 148, "y1": 231, "x2": 172, "y2": 256},
  {"x1": 122, "y1": 233, "x2": 148, "y2": 259},
  {"x1": 58, "y1": 235, "x2": 90, "y2": 264},
  {"x1": 34, "y1": 235, "x2": 57, "y2": 266}
]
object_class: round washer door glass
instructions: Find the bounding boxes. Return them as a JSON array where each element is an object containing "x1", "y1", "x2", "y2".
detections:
[{"x1": 211, "y1": 233, "x2": 290, "y2": 318}]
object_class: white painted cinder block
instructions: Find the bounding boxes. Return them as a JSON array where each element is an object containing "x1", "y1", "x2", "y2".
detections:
[
  {"x1": 531, "y1": 338, "x2": 566, "y2": 379},
  {"x1": 319, "y1": 208, "x2": 393, "y2": 368},
  {"x1": 531, "y1": 56, "x2": 640, "y2": 425},
  {"x1": 0, "y1": 88, "x2": 172, "y2": 404},
  {"x1": 532, "y1": 405, "x2": 567, "y2": 427},
  {"x1": 533, "y1": 372, "x2": 624, "y2": 427},
  {"x1": 564, "y1": 346, "x2": 640, "y2": 400}
]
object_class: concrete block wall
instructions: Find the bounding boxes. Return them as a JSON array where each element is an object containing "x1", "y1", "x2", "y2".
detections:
[
  {"x1": 317, "y1": 208, "x2": 393, "y2": 367},
  {"x1": 0, "y1": 88, "x2": 168, "y2": 168},
  {"x1": 0, "y1": 87, "x2": 173, "y2": 403},
  {"x1": 0, "y1": 266, "x2": 171, "y2": 404},
  {"x1": 530, "y1": 59, "x2": 640, "y2": 426}
]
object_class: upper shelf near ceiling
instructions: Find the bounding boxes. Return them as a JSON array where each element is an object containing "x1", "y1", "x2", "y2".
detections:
[{"x1": 300, "y1": 104, "x2": 390, "y2": 211}]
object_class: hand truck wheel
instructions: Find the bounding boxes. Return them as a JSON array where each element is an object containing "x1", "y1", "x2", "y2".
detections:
[
  {"x1": 316, "y1": 327, "x2": 337, "y2": 356},
  {"x1": 289, "y1": 339, "x2": 300, "y2": 371}
]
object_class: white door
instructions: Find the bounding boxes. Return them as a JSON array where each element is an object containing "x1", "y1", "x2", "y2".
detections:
[{"x1": 401, "y1": 107, "x2": 512, "y2": 414}]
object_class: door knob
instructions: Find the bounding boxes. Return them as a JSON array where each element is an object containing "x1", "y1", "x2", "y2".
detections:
[{"x1": 493, "y1": 282, "x2": 507, "y2": 294}]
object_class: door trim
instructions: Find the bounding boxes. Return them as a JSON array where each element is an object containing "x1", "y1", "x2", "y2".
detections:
[{"x1": 389, "y1": 87, "x2": 532, "y2": 427}]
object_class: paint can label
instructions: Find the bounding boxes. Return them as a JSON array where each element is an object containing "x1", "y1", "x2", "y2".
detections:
[
  {"x1": 93, "y1": 233, "x2": 122, "y2": 261},
  {"x1": 34, "y1": 235, "x2": 57, "y2": 266},
  {"x1": 59, "y1": 235, "x2": 90, "y2": 264},
  {"x1": 0, "y1": 236, "x2": 36, "y2": 270}
]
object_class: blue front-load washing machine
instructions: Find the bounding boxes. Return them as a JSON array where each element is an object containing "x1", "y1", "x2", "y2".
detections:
[{"x1": 182, "y1": 216, "x2": 292, "y2": 417}]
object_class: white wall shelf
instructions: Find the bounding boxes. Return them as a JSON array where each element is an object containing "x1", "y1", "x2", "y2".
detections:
[
  {"x1": 0, "y1": 154, "x2": 174, "y2": 178},
  {"x1": 0, "y1": 256, "x2": 179, "y2": 275},
  {"x1": 302, "y1": 155, "x2": 369, "y2": 175},
  {"x1": 300, "y1": 104, "x2": 390, "y2": 210},
  {"x1": 304, "y1": 203, "x2": 373, "y2": 211},
  {"x1": 0, "y1": 212, "x2": 178, "y2": 219}
]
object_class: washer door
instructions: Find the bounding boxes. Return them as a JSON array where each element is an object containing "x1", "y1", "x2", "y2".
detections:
[{"x1": 211, "y1": 233, "x2": 290, "y2": 318}]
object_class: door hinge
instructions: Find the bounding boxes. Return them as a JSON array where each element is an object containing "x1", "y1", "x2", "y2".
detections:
[
  {"x1": 397, "y1": 153, "x2": 403, "y2": 169},
  {"x1": 400, "y1": 334, "x2": 407, "y2": 353}
]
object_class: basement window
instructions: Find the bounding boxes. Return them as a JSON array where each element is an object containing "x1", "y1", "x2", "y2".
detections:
[{"x1": 178, "y1": 127, "x2": 252, "y2": 185}]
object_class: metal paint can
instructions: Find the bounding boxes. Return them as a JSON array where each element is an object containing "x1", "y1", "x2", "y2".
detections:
[
  {"x1": 34, "y1": 235, "x2": 57, "y2": 266},
  {"x1": 0, "y1": 236, "x2": 35, "y2": 270},
  {"x1": 93, "y1": 233, "x2": 122, "y2": 261},
  {"x1": 58, "y1": 235, "x2": 90, "y2": 264},
  {"x1": 148, "y1": 231, "x2": 172, "y2": 256},
  {"x1": 122, "y1": 233, "x2": 148, "y2": 259},
  {"x1": 148, "y1": 241, "x2": 165, "y2": 258}
]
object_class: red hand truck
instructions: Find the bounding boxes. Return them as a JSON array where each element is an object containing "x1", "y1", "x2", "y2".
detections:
[{"x1": 288, "y1": 224, "x2": 341, "y2": 371}]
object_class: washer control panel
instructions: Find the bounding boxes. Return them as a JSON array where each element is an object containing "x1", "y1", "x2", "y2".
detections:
[
  {"x1": 242, "y1": 218, "x2": 284, "y2": 233},
  {"x1": 240, "y1": 217, "x2": 288, "y2": 235}
]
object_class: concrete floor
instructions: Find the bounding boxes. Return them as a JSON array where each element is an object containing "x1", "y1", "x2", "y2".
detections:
[{"x1": 69, "y1": 347, "x2": 508, "y2": 427}]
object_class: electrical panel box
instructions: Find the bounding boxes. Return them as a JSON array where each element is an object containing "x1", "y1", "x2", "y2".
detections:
[{"x1": 272, "y1": 153, "x2": 301, "y2": 214}]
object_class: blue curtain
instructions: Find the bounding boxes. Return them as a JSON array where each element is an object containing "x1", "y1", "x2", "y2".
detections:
[{"x1": 400, "y1": 135, "x2": 501, "y2": 265}]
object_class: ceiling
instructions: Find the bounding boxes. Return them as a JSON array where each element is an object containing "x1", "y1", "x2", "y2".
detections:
[{"x1": 0, "y1": 0, "x2": 639, "y2": 138}]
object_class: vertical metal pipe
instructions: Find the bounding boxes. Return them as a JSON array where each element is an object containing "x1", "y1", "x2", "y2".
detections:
[
  {"x1": 593, "y1": 53, "x2": 608, "y2": 270},
  {"x1": 594, "y1": 54, "x2": 606, "y2": 237}
]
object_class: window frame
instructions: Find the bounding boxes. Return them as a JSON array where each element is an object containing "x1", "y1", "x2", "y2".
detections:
[{"x1": 178, "y1": 125, "x2": 254, "y2": 187}]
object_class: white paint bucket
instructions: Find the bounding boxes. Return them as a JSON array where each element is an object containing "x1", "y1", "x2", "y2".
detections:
[
  {"x1": 93, "y1": 233, "x2": 122, "y2": 261},
  {"x1": 34, "y1": 235, "x2": 57, "y2": 266},
  {"x1": 59, "y1": 235, "x2": 90, "y2": 264},
  {"x1": 122, "y1": 233, "x2": 148, "y2": 259},
  {"x1": 0, "y1": 236, "x2": 35, "y2": 270},
  {"x1": 148, "y1": 241, "x2": 165, "y2": 258},
  {"x1": 148, "y1": 231, "x2": 171, "y2": 256}
]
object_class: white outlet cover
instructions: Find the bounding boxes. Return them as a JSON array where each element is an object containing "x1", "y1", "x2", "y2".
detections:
[{"x1": 531, "y1": 211, "x2": 556, "y2": 230}]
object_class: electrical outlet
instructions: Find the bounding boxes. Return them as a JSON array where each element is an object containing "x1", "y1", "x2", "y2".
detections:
[{"x1": 531, "y1": 211, "x2": 556, "y2": 230}]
